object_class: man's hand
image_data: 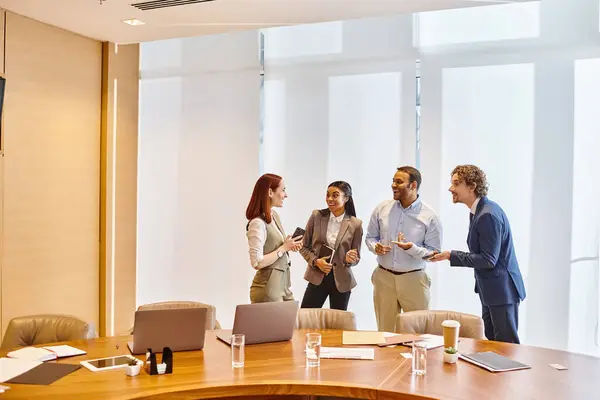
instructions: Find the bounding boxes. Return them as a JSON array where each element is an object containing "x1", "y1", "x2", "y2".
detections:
[
  {"x1": 314, "y1": 257, "x2": 333, "y2": 274},
  {"x1": 374, "y1": 242, "x2": 392, "y2": 256},
  {"x1": 392, "y1": 233, "x2": 413, "y2": 251},
  {"x1": 429, "y1": 250, "x2": 451, "y2": 262}
]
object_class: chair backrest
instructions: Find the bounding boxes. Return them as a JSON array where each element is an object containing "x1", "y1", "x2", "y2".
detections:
[
  {"x1": 395, "y1": 310, "x2": 485, "y2": 340},
  {"x1": 296, "y1": 308, "x2": 357, "y2": 331},
  {"x1": 1, "y1": 314, "x2": 97, "y2": 350},
  {"x1": 137, "y1": 301, "x2": 221, "y2": 330}
]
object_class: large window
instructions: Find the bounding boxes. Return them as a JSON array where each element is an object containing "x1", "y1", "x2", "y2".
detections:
[{"x1": 136, "y1": 0, "x2": 600, "y2": 354}]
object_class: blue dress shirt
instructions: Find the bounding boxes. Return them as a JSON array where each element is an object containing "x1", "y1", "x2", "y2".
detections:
[{"x1": 365, "y1": 197, "x2": 442, "y2": 272}]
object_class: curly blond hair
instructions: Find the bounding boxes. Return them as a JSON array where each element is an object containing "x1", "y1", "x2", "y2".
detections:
[{"x1": 451, "y1": 165, "x2": 489, "y2": 197}]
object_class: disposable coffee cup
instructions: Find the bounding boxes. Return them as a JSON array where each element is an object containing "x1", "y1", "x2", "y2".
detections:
[{"x1": 442, "y1": 320, "x2": 461, "y2": 349}]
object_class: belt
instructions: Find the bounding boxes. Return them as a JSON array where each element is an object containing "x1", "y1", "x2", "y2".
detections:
[{"x1": 378, "y1": 265, "x2": 423, "y2": 276}]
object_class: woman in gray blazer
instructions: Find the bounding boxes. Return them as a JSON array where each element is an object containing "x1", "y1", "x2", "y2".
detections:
[{"x1": 299, "y1": 181, "x2": 363, "y2": 310}]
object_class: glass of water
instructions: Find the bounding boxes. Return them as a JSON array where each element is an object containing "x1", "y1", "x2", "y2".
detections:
[
  {"x1": 231, "y1": 333, "x2": 245, "y2": 368},
  {"x1": 412, "y1": 342, "x2": 427, "y2": 376},
  {"x1": 305, "y1": 333, "x2": 321, "y2": 367}
]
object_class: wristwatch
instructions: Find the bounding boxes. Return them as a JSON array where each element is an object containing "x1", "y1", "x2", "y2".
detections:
[{"x1": 277, "y1": 249, "x2": 284, "y2": 258}]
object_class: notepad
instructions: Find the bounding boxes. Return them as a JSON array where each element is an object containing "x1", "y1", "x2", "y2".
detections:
[
  {"x1": 7, "y1": 345, "x2": 86, "y2": 362},
  {"x1": 319, "y1": 347, "x2": 375, "y2": 360},
  {"x1": 459, "y1": 351, "x2": 531, "y2": 372}
]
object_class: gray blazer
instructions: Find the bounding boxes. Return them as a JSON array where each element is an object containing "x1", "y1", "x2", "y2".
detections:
[{"x1": 300, "y1": 209, "x2": 363, "y2": 293}]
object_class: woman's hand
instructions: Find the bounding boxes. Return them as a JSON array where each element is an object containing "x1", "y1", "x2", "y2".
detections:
[
  {"x1": 314, "y1": 257, "x2": 333, "y2": 274},
  {"x1": 282, "y1": 235, "x2": 303, "y2": 252},
  {"x1": 345, "y1": 249, "x2": 359, "y2": 264}
]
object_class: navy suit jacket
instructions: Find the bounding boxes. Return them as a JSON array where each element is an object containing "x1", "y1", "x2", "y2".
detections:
[{"x1": 449, "y1": 197, "x2": 526, "y2": 307}]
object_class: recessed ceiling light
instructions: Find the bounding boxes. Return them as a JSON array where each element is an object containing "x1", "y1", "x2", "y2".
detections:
[{"x1": 122, "y1": 19, "x2": 145, "y2": 26}]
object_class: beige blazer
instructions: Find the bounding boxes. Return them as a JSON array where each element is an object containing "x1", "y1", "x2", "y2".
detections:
[{"x1": 300, "y1": 209, "x2": 363, "y2": 293}]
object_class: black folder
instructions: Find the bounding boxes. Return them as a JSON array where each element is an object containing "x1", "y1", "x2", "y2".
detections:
[
  {"x1": 7, "y1": 362, "x2": 81, "y2": 385},
  {"x1": 459, "y1": 351, "x2": 531, "y2": 372}
]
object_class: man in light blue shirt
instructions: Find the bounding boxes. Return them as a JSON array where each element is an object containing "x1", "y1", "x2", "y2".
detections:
[{"x1": 366, "y1": 166, "x2": 442, "y2": 332}]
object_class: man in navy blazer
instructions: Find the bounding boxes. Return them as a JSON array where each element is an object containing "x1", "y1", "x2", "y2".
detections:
[{"x1": 430, "y1": 165, "x2": 526, "y2": 344}]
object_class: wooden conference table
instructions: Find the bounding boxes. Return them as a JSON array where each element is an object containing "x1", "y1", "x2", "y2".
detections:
[{"x1": 1, "y1": 329, "x2": 599, "y2": 400}]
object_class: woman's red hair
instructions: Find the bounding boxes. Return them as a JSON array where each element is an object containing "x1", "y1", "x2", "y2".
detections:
[{"x1": 246, "y1": 173, "x2": 282, "y2": 224}]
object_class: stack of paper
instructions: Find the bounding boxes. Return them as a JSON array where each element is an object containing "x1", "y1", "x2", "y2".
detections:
[
  {"x1": 319, "y1": 347, "x2": 375, "y2": 360},
  {"x1": 7, "y1": 345, "x2": 86, "y2": 362},
  {"x1": 342, "y1": 331, "x2": 421, "y2": 346},
  {"x1": 403, "y1": 334, "x2": 445, "y2": 350}
]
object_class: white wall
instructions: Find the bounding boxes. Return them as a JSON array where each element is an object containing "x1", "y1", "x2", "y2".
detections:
[{"x1": 138, "y1": 31, "x2": 260, "y2": 328}]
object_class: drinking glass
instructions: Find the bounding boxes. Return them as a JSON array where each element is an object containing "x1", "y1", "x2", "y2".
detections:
[
  {"x1": 412, "y1": 342, "x2": 427, "y2": 376},
  {"x1": 231, "y1": 334, "x2": 245, "y2": 368},
  {"x1": 305, "y1": 333, "x2": 321, "y2": 367}
]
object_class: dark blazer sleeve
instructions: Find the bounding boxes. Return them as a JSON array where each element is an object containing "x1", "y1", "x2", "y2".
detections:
[
  {"x1": 450, "y1": 213, "x2": 502, "y2": 270},
  {"x1": 346, "y1": 219, "x2": 364, "y2": 267},
  {"x1": 299, "y1": 210, "x2": 319, "y2": 268}
]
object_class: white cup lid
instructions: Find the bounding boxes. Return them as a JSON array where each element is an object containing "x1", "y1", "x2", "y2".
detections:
[{"x1": 442, "y1": 320, "x2": 461, "y2": 328}]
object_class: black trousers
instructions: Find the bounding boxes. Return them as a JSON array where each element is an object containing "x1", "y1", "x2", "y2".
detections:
[{"x1": 300, "y1": 270, "x2": 351, "y2": 311}]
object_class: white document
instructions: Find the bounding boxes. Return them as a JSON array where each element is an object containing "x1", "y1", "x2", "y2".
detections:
[
  {"x1": 0, "y1": 358, "x2": 42, "y2": 383},
  {"x1": 404, "y1": 334, "x2": 445, "y2": 350},
  {"x1": 319, "y1": 347, "x2": 375, "y2": 360},
  {"x1": 7, "y1": 345, "x2": 85, "y2": 362}
]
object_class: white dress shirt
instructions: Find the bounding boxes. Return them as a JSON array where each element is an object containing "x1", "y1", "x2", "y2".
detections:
[
  {"x1": 246, "y1": 216, "x2": 288, "y2": 269},
  {"x1": 326, "y1": 212, "x2": 345, "y2": 248},
  {"x1": 471, "y1": 197, "x2": 481, "y2": 215}
]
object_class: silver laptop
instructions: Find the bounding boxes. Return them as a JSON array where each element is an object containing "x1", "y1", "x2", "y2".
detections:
[
  {"x1": 127, "y1": 308, "x2": 207, "y2": 354},
  {"x1": 216, "y1": 301, "x2": 299, "y2": 345}
]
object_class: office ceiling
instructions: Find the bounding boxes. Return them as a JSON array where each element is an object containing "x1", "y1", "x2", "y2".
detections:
[{"x1": 0, "y1": 0, "x2": 532, "y2": 44}]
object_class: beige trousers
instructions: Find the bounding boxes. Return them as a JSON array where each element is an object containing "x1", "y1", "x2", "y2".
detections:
[
  {"x1": 372, "y1": 266, "x2": 431, "y2": 332},
  {"x1": 250, "y1": 267, "x2": 294, "y2": 303}
]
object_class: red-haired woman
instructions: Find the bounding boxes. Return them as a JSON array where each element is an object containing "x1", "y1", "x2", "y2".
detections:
[{"x1": 246, "y1": 173, "x2": 303, "y2": 303}]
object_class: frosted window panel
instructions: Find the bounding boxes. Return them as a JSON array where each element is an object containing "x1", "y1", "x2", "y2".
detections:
[
  {"x1": 262, "y1": 80, "x2": 286, "y2": 175},
  {"x1": 435, "y1": 64, "x2": 535, "y2": 317},
  {"x1": 263, "y1": 21, "x2": 342, "y2": 59},
  {"x1": 570, "y1": 58, "x2": 600, "y2": 356},
  {"x1": 569, "y1": 260, "x2": 600, "y2": 356},
  {"x1": 416, "y1": 2, "x2": 540, "y2": 47},
  {"x1": 138, "y1": 31, "x2": 260, "y2": 327},
  {"x1": 140, "y1": 39, "x2": 182, "y2": 72},
  {"x1": 328, "y1": 72, "x2": 402, "y2": 330},
  {"x1": 137, "y1": 77, "x2": 183, "y2": 305},
  {"x1": 572, "y1": 58, "x2": 600, "y2": 260}
]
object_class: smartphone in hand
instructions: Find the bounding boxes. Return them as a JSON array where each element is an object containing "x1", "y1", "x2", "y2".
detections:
[
  {"x1": 422, "y1": 251, "x2": 438, "y2": 260},
  {"x1": 292, "y1": 227, "x2": 305, "y2": 240}
]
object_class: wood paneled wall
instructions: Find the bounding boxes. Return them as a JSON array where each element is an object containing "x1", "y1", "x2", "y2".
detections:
[
  {"x1": 0, "y1": 10, "x2": 139, "y2": 338},
  {"x1": 1, "y1": 12, "x2": 102, "y2": 335},
  {"x1": 100, "y1": 43, "x2": 139, "y2": 337}
]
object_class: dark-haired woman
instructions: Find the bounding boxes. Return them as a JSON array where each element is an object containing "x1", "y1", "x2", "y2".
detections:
[
  {"x1": 299, "y1": 181, "x2": 363, "y2": 310},
  {"x1": 246, "y1": 173, "x2": 303, "y2": 303}
]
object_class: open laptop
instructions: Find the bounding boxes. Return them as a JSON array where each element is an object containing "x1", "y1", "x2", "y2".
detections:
[
  {"x1": 216, "y1": 301, "x2": 299, "y2": 345},
  {"x1": 127, "y1": 308, "x2": 207, "y2": 355}
]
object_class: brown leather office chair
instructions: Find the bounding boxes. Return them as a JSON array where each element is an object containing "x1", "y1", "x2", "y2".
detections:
[
  {"x1": 296, "y1": 309, "x2": 357, "y2": 331},
  {"x1": 136, "y1": 301, "x2": 221, "y2": 330},
  {"x1": 1, "y1": 314, "x2": 97, "y2": 350},
  {"x1": 395, "y1": 310, "x2": 486, "y2": 340}
]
